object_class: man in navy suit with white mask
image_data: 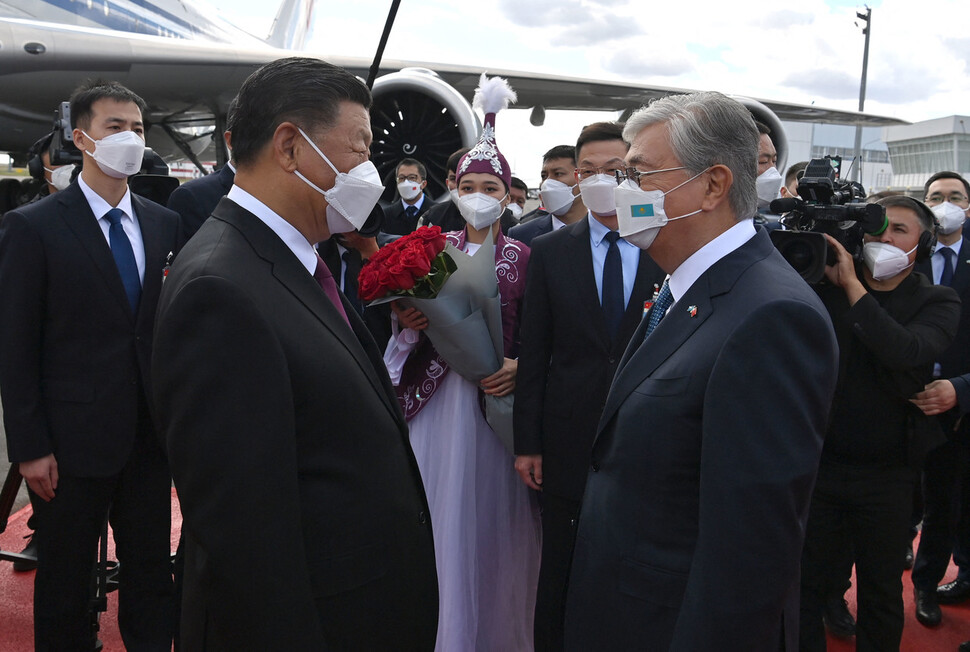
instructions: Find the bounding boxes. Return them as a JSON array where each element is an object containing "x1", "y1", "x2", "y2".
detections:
[{"x1": 564, "y1": 91, "x2": 839, "y2": 651}]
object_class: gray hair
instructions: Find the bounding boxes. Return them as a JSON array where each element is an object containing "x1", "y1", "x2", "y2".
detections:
[{"x1": 622, "y1": 92, "x2": 759, "y2": 220}]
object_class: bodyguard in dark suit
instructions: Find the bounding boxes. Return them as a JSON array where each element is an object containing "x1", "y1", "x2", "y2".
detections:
[
  {"x1": 510, "y1": 144, "x2": 586, "y2": 247},
  {"x1": 422, "y1": 147, "x2": 468, "y2": 233},
  {"x1": 911, "y1": 173, "x2": 970, "y2": 624},
  {"x1": 564, "y1": 92, "x2": 839, "y2": 651},
  {"x1": 382, "y1": 158, "x2": 433, "y2": 235},
  {"x1": 152, "y1": 57, "x2": 437, "y2": 650},
  {"x1": 514, "y1": 124, "x2": 664, "y2": 651},
  {"x1": 166, "y1": 162, "x2": 234, "y2": 241},
  {"x1": 0, "y1": 81, "x2": 178, "y2": 650},
  {"x1": 318, "y1": 232, "x2": 392, "y2": 347}
]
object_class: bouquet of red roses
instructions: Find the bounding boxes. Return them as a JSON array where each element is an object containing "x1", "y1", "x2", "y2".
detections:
[{"x1": 358, "y1": 226, "x2": 456, "y2": 302}]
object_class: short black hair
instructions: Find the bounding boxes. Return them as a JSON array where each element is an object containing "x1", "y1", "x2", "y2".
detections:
[
  {"x1": 69, "y1": 80, "x2": 148, "y2": 130},
  {"x1": 510, "y1": 176, "x2": 528, "y2": 193},
  {"x1": 575, "y1": 122, "x2": 627, "y2": 161},
  {"x1": 755, "y1": 121, "x2": 771, "y2": 136},
  {"x1": 876, "y1": 195, "x2": 936, "y2": 232},
  {"x1": 231, "y1": 57, "x2": 372, "y2": 165},
  {"x1": 396, "y1": 158, "x2": 427, "y2": 179},
  {"x1": 447, "y1": 147, "x2": 471, "y2": 174},
  {"x1": 924, "y1": 171, "x2": 970, "y2": 201},
  {"x1": 543, "y1": 145, "x2": 576, "y2": 165},
  {"x1": 785, "y1": 161, "x2": 808, "y2": 186}
]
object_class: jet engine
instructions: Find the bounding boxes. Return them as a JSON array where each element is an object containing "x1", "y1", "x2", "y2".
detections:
[{"x1": 370, "y1": 68, "x2": 481, "y2": 203}]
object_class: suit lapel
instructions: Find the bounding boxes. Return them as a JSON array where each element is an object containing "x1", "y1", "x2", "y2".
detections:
[
  {"x1": 214, "y1": 200, "x2": 404, "y2": 426},
  {"x1": 133, "y1": 196, "x2": 169, "y2": 331},
  {"x1": 566, "y1": 218, "x2": 611, "y2": 348},
  {"x1": 950, "y1": 237, "x2": 970, "y2": 296},
  {"x1": 614, "y1": 252, "x2": 655, "y2": 353},
  {"x1": 57, "y1": 184, "x2": 135, "y2": 321}
]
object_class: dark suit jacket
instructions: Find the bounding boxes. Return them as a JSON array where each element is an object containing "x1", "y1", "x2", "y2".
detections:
[
  {"x1": 917, "y1": 239, "x2": 970, "y2": 434},
  {"x1": 565, "y1": 229, "x2": 839, "y2": 651},
  {"x1": 514, "y1": 216, "x2": 664, "y2": 500},
  {"x1": 422, "y1": 199, "x2": 465, "y2": 233},
  {"x1": 0, "y1": 182, "x2": 180, "y2": 477},
  {"x1": 381, "y1": 195, "x2": 433, "y2": 235},
  {"x1": 509, "y1": 213, "x2": 553, "y2": 247},
  {"x1": 166, "y1": 164, "x2": 235, "y2": 242},
  {"x1": 318, "y1": 237, "x2": 392, "y2": 348},
  {"x1": 152, "y1": 197, "x2": 438, "y2": 650}
]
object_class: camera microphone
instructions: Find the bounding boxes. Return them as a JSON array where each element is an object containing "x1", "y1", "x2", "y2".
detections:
[{"x1": 770, "y1": 197, "x2": 801, "y2": 214}]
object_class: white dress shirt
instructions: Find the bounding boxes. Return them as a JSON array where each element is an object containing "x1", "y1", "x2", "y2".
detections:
[
  {"x1": 78, "y1": 175, "x2": 145, "y2": 282},
  {"x1": 668, "y1": 219, "x2": 757, "y2": 306},
  {"x1": 588, "y1": 213, "x2": 640, "y2": 308},
  {"x1": 227, "y1": 185, "x2": 317, "y2": 275}
]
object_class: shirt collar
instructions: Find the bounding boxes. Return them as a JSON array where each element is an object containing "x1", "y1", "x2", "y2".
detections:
[
  {"x1": 587, "y1": 211, "x2": 617, "y2": 246},
  {"x1": 227, "y1": 185, "x2": 318, "y2": 276},
  {"x1": 551, "y1": 214, "x2": 567, "y2": 231},
  {"x1": 78, "y1": 174, "x2": 135, "y2": 222},
  {"x1": 402, "y1": 194, "x2": 425, "y2": 212},
  {"x1": 668, "y1": 219, "x2": 756, "y2": 303}
]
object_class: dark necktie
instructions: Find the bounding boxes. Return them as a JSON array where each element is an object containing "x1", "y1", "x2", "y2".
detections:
[
  {"x1": 341, "y1": 250, "x2": 362, "y2": 314},
  {"x1": 314, "y1": 253, "x2": 350, "y2": 326},
  {"x1": 602, "y1": 231, "x2": 624, "y2": 338},
  {"x1": 644, "y1": 280, "x2": 673, "y2": 339},
  {"x1": 940, "y1": 247, "x2": 956, "y2": 287},
  {"x1": 104, "y1": 208, "x2": 141, "y2": 314},
  {"x1": 405, "y1": 205, "x2": 418, "y2": 226}
]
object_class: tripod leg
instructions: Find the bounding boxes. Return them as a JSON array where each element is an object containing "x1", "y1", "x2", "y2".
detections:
[{"x1": 88, "y1": 517, "x2": 109, "y2": 652}]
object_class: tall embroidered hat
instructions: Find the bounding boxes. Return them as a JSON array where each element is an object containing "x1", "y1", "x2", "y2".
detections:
[{"x1": 456, "y1": 73, "x2": 517, "y2": 189}]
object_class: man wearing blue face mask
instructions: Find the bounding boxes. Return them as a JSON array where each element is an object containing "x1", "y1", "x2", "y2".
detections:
[
  {"x1": 0, "y1": 79, "x2": 180, "y2": 650},
  {"x1": 151, "y1": 57, "x2": 438, "y2": 650},
  {"x1": 800, "y1": 195, "x2": 960, "y2": 650}
]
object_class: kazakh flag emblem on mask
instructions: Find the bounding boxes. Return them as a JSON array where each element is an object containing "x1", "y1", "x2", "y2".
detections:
[{"x1": 631, "y1": 204, "x2": 654, "y2": 218}]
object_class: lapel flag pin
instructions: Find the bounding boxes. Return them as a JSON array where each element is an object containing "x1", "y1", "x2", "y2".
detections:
[{"x1": 688, "y1": 305, "x2": 698, "y2": 317}]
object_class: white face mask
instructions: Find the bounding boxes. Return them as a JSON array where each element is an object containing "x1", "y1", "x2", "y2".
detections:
[
  {"x1": 932, "y1": 201, "x2": 967, "y2": 235},
  {"x1": 862, "y1": 241, "x2": 918, "y2": 281},
  {"x1": 448, "y1": 188, "x2": 460, "y2": 207},
  {"x1": 579, "y1": 173, "x2": 619, "y2": 215},
  {"x1": 397, "y1": 179, "x2": 423, "y2": 201},
  {"x1": 540, "y1": 178, "x2": 578, "y2": 216},
  {"x1": 756, "y1": 166, "x2": 783, "y2": 208},
  {"x1": 294, "y1": 127, "x2": 384, "y2": 235},
  {"x1": 458, "y1": 192, "x2": 507, "y2": 230},
  {"x1": 508, "y1": 202, "x2": 523, "y2": 220},
  {"x1": 614, "y1": 169, "x2": 707, "y2": 250},
  {"x1": 81, "y1": 129, "x2": 145, "y2": 179},
  {"x1": 46, "y1": 165, "x2": 74, "y2": 191}
]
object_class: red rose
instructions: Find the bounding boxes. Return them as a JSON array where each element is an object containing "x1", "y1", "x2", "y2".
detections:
[
  {"x1": 413, "y1": 225, "x2": 447, "y2": 258},
  {"x1": 386, "y1": 263, "x2": 415, "y2": 291},
  {"x1": 358, "y1": 265, "x2": 385, "y2": 301},
  {"x1": 399, "y1": 240, "x2": 432, "y2": 278}
]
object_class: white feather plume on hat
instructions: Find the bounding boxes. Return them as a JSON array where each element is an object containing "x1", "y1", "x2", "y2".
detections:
[{"x1": 472, "y1": 73, "x2": 517, "y2": 115}]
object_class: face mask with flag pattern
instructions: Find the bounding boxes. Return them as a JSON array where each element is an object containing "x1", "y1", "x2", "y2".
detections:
[{"x1": 614, "y1": 168, "x2": 708, "y2": 250}]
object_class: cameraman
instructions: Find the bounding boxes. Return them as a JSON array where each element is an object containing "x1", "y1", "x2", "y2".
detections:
[{"x1": 799, "y1": 196, "x2": 960, "y2": 651}]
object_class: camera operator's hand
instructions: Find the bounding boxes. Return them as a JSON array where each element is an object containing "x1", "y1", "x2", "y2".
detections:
[
  {"x1": 911, "y1": 379, "x2": 958, "y2": 416},
  {"x1": 822, "y1": 234, "x2": 867, "y2": 306}
]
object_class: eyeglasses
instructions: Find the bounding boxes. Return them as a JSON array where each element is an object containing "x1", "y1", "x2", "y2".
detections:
[
  {"x1": 576, "y1": 165, "x2": 626, "y2": 181},
  {"x1": 613, "y1": 166, "x2": 688, "y2": 188},
  {"x1": 926, "y1": 192, "x2": 969, "y2": 205},
  {"x1": 397, "y1": 174, "x2": 422, "y2": 183}
]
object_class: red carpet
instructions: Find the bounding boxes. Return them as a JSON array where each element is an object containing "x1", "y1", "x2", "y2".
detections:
[
  {"x1": 2, "y1": 493, "x2": 969, "y2": 650},
  {"x1": 0, "y1": 489, "x2": 181, "y2": 651}
]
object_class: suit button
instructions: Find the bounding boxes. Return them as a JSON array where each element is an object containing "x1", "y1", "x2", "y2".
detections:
[
  {"x1": 418, "y1": 511, "x2": 428, "y2": 524},
  {"x1": 570, "y1": 518, "x2": 577, "y2": 528},
  {"x1": 609, "y1": 357, "x2": 615, "y2": 364},
  {"x1": 591, "y1": 462, "x2": 600, "y2": 472}
]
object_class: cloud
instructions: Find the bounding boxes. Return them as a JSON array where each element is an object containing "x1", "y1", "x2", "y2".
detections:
[
  {"x1": 780, "y1": 68, "x2": 859, "y2": 101},
  {"x1": 602, "y1": 49, "x2": 694, "y2": 78},
  {"x1": 754, "y1": 9, "x2": 814, "y2": 29},
  {"x1": 496, "y1": 0, "x2": 638, "y2": 44}
]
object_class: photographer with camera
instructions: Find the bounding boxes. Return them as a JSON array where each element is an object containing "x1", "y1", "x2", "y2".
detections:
[{"x1": 798, "y1": 195, "x2": 960, "y2": 650}]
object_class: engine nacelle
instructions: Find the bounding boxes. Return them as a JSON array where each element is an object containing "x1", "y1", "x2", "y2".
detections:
[
  {"x1": 733, "y1": 96, "x2": 789, "y2": 174},
  {"x1": 371, "y1": 68, "x2": 481, "y2": 203}
]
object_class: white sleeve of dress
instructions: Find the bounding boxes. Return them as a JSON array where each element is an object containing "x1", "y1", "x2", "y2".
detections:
[{"x1": 383, "y1": 311, "x2": 421, "y2": 385}]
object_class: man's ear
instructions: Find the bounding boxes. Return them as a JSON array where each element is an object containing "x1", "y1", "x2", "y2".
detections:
[
  {"x1": 700, "y1": 164, "x2": 732, "y2": 212},
  {"x1": 273, "y1": 122, "x2": 302, "y2": 173}
]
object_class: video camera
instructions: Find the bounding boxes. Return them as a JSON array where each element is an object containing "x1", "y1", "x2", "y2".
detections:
[{"x1": 769, "y1": 156, "x2": 888, "y2": 284}]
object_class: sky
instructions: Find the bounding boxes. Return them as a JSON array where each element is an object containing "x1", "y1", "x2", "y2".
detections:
[{"x1": 204, "y1": 0, "x2": 970, "y2": 184}]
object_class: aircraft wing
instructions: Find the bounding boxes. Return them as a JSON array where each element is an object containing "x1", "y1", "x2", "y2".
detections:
[{"x1": 0, "y1": 16, "x2": 906, "y2": 160}]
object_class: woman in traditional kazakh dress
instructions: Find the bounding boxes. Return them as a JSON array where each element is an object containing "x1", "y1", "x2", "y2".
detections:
[{"x1": 384, "y1": 75, "x2": 541, "y2": 651}]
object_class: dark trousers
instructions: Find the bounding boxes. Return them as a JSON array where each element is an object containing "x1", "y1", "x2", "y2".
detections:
[
  {"x1": 913, "y1": 438, "x2": 970, "y2": 590},
  {"x1": 800, "y1": 461, "x2": 916, "y2": 652},
  {"x1": 534, "y1": 493, "x2": 580, "y2": 652},
  {"x1": 33, "y1": 427, "x2": 175, "y2": 651}
]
